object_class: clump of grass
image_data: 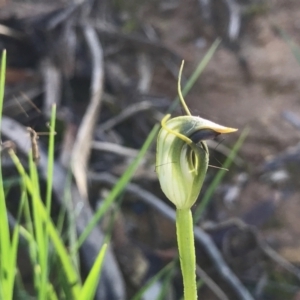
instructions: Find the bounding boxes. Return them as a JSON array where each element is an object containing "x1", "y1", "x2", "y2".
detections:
[{"x1": 0, "y1": 50, "x2": 107, "y2": 300}]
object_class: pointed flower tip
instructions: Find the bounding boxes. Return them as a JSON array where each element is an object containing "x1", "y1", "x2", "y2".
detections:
[
  {"x1": 216, "y1": 127, "x2": 238, "y2": 134},
  {"x1": 193, "y1": 117, "x2": 238, "y2": 135}
]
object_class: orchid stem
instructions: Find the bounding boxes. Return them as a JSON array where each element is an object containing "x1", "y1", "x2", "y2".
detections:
[{"x1": 176, "y1": 208, "x2": 197, "y2": 300}]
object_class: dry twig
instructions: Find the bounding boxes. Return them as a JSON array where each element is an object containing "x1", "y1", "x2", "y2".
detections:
[
  {"x1": 92, "y1": 141, "x2": 142, "y2": 158},
  {"x1": 98, "y1": 101, "x2": 153, "y2": 132},
  {"x1": 71, "y1": 23, "x2": 104, "y2": 199},
  {"x1": 196, "y1": 265, "x2": 230, "y2": 300}
]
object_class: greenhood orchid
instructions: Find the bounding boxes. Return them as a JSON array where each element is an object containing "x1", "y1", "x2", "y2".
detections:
[
  {"x1": 156, "y1": 60, "x2": 238, "y2": 300},
  {"x1": 156, "y1": 61, "x2": 237, "y2": 209},
  {"x1": 156, "y1": 114, "x2": 237, "y2": 209}
]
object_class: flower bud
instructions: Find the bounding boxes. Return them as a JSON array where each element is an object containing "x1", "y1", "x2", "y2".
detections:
[{"x1": 156, "y1": 115, "x2": 237, "y2": 209}]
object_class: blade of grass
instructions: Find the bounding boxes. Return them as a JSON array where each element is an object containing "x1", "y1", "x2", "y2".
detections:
[
  {"x1": 0, "y1": 50, "x2": 13, "y2": 299},
  {"x1": 22, "y1": 181, "x2": 40, "y2": 291},
  {"x1": 6, "y1": 184, "x2": 28, "y2": 298},
  {"x1": 46, "y1": 104, "x2": 56, "y2": 214},
  {"x1": 156, "y1": 263, "x2": 176, "y2": 300},
  {"x1": 63, "y1": 171, "x2": 81, "y2": 280},
  {"x1": 47, "y1": 284, "x2": 59, "y2": 300},
  {"x1": 75, "y1": 124, "x2": 158, "y2": 250},
  {"x1": 28, "y1": 153, "x2": 48, "y2": 299},
  {"x1": 7, "y1": 223, "x2": 20, "y2": 297},
  {"x1": 79, "y1": 244, "x2": 107, "y2": 300},
  {"x1": 43, "y1": 104, "x2": 57, "y2": 298},
  {"x1": 194, "y1": 128, "x2": 249, "y2": 222},
  {"x1": 131, "y1": 261, "x2": 176, "y2": 300}
]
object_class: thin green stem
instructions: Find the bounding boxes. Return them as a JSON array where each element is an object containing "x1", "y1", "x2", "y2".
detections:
[
  {"x1": 178, "y1": 61, "x2": 191, "y2": 116},
  {"x1": 176, "y1": 208, "x2": 197, "y2": 300},
  {"x1": 168, "y1": 38, "x2": 221, "y2": 114}
]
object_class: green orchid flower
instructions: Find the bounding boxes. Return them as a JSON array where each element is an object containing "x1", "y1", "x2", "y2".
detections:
[
  {"x1": 156, "y1": 60, "x2": 238, "y2": 300},
  {"x1": 156, "y1": 114, "x2": 237, "y2": 209}
]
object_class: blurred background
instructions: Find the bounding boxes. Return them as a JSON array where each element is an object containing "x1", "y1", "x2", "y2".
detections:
[{"x1": 1, "y1": 0, "x2": 300, "y2": 299}]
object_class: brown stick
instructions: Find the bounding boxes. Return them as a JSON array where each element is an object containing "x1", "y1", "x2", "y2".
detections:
[
  {"x1": 71, "y1": 24, "x2": 104, "y2": 199},
  {"x1": 27, "y1": 127, "x2": 40, "y2": 164}
]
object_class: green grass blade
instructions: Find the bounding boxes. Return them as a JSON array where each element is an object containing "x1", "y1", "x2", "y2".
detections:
[
  {"x1": 194, "y1": 128, "x2": 249, "y2": 222},
  {"x1": 156, "y1": 264, "x2": 176, "y2": 300},
  {"x1": 28, "y1": 154, "x2": 48, "y2": 299},
  {"x1": 75, "y1": 124, "x2": 158, "y2": 250},
  {"x1": 6, "y1": 185, "x2": 27, "y2": 299},
  {"x1": 131, "y1": 261, "x2": 176, "y2": 300},
  {"x1": 79, "y1": 244, "x2": 107, "y2": 300},
  {"x1": 0, "y1": 50, "x2": 12, "y2": 299},
  {"x1": 46, "y1": 104, "x2": 56, "y2": 214},
  {"x1": 47, "y1": 283, "x2": 59, "y2": 300},
  {"x1": 42, "y1": 103, "x2": 57, "y2": 298},
  {"x1": 22, "y1": 182, "x2": 40, "y2": 291},
  {"x1": 62, "y1": 171, "x2": 81, "y2": 281},
  {"x1": 0, "y1": 192, "x2": 12, "y2": 299},
  {"x1": 7, "y1": 224, "x2": 20, "y2": 297}
]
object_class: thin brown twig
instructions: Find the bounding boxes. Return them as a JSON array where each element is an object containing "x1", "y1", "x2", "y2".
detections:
[
  {"x1": 14, "y1": 96, "x2": 29, "y2": 117},
  {"x1": 71, "y1": 23, "x2": 104, "y2": 199},
  {"x1": 92, "y1": 141, "x2": 145, "y2": 158},
  {"x1": 98, "y1": 101, "x2": 153, "y2": 132},
  {"x1": 196, "y1": 265, "x2": 230, "y2": 300},
  {"x1": 20, "y1": 92, "x2": 42, "y2": 114}
]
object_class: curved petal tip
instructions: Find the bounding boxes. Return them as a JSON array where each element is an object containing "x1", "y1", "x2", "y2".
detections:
[{"x1": 216, "y1": 127, "x2": 238, "y2": 134}]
